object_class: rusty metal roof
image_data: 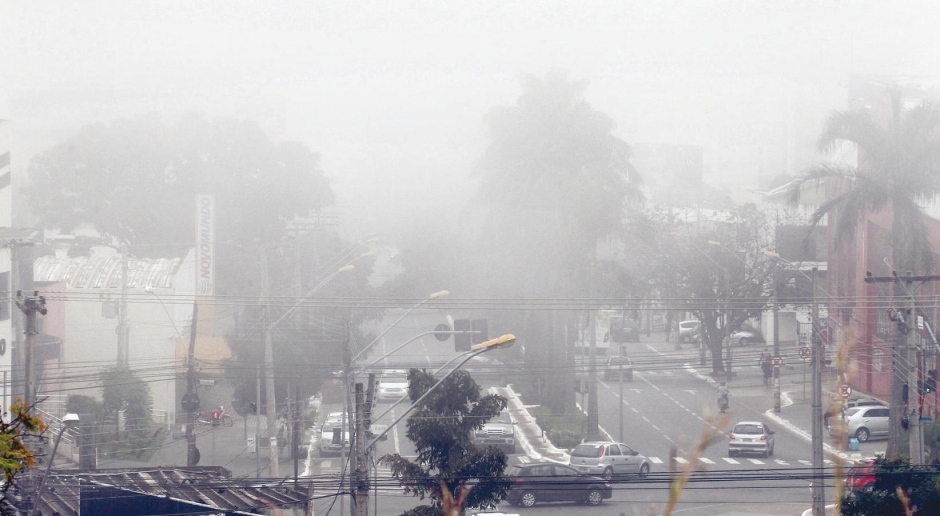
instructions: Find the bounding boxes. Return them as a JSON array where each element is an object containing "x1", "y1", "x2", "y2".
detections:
[{"x1": 28, "y1": 466, "x2": 313, "y2": 515}]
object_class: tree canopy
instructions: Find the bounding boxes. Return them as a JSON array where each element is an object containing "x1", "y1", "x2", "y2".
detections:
[
  {"x1": 381, "y1": 369, "x2": 511, "y2": 515},
  {"x1": 24, "y1": 114, "x2": 335, "y2": 263},
  {"x1": 789, "y1": 90, "x2": 940, "y2": 458},
  {"x1": 0, "y1": 400, "x2": 47, "y2": 512}
]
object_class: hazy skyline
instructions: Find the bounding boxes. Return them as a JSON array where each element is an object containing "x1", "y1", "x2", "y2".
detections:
[{"x1": 5, "y1": 1, "x2": 940, "y2": 236}]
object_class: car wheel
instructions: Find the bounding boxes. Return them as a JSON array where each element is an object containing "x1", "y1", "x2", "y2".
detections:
[
  {"x1": 639, "y1": 463, "x2": 650, "y2": 477},
  {"x1": 856, "y1": 427, "x2": 870, "y2": 442},
  {"x1": 586, "y1": 489, "x2": 604, "y2": 506},
  {"x1": 520, "y1": 491, "x2": 537, "y2": 508},
  {"x1": 602, "y1": 467, "x2": 613, "y2": 481},
  {"x1": 739, "y1": 337, "x2": 749, "y2": 346}
]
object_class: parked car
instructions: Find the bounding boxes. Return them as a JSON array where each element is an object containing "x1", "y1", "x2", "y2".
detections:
[
  {"x1": 831, "y1": 405, "x2": 890, "y2": 442},
  {"x1": 569, "y1": 441, "x2": 651, "y2": 480},
  {"x1": 729, "y1": 329, "x2": 765, "y2": 346},
  {"x1": 679, "y1": 320, "x2": 701, "y2": 343},
  {"x1": 505, "y1": 462, "x2": 612, "y2": 507},
  {"x1": 376, "y1": 370, "x2": 409, "y2": 402},
  {"x1": 729, "y1": 421, "x2": 775, "y2": 457},
  {"x1": 824, "y1": 397, "x2": 886, "y2": 427},
  {"x1": 846, "y1": 458, "x2": 876, "y2": 492},
  {"x1": 472, "y1": 410, "x2": 516, "y2": 453},
  {"x1": 602, "y1": 355, "x2": 634, "y2": 381}
]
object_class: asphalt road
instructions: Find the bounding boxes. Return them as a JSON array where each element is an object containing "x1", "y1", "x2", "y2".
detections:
[{"x1": 306, "y1": 314, "x2": 841, "y2": 515}]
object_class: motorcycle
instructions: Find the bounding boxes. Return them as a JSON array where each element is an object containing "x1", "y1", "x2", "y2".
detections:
[
  {"x1": 197, "y1": 406, "x2": 234, "y2": 427},
  {"x1": 718, "y1": 394, "x2": 730, "y2": 413}
]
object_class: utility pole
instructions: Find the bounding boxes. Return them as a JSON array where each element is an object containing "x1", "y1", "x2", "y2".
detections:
[
  {"x1": 180, "y1": 303, "x2": 200, "y2": 466},
  {"x1": 117, "y1": 244, "x2": 129, "y2": 366},
  {"x1": 15, "y1": 291, "x2": 45, "y2": 407},
  {"x1": 260, "y1": 247, "x2": 280, "y2": 478},
  {"x1": 773, "y1": 269, "x2": 781, "y2": 413},
  {"x1": 352, "y1": 382, "x2": 368, "y2": 516},
  {"x1": 864, "y1": 272, "x2": 940, "y2": 462},
  {"x1": 810, "y1": 267, "x2": 825, "y2": 516}
]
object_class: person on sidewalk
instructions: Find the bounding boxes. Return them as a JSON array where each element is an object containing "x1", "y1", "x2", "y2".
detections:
[
  {"x1": 760, "y1": 353, "x2": 772, "y2": 387},
  {"x1": 717, "y1": 381, "x2": 730, "y2": 413}
]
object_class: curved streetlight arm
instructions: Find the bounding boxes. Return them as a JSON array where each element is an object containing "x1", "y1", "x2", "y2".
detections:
[
  {"x1": 366, "y1": 334, "x2": 514, "y2": 448},
  {"x1": 366, "y1": 348, "x2": 485, "y2": 450},
  {"x1": 33, "y1": 414, "x2": 79, "y2": 516},
  {"x1": 763, "y1": 251, "x2": 834, "y2": 299},
  {"x1": 269, "y1": 264, "x2": 354, "y2": 330},
  {"x1": 351, "y1": 290, "x2": 448, "y2": 363},
  {"x1": 362, "y1": 330, "x2": 478, "y2": 371}
]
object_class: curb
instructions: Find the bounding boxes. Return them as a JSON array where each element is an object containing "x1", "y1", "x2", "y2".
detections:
[{"x1": 499, "y1": 385, "x2": 570, "y2": 463}]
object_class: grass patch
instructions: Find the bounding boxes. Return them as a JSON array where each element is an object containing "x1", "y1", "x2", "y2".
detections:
[{"x1": 530, "y1": 405, "x2": 586, "y2": 450}]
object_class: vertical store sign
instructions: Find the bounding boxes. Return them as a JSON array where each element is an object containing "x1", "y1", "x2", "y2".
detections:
[{"x1": 195, "y1": 195, "x2": 215, "y2": 296}]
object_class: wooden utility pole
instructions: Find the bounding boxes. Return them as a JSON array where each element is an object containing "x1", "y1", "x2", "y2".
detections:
[
  {"x1": 181, "y1": 303, "x2": 200, "y2": 466},
  {"x1": 15, "y1": 291, "x2": 45, "y2": 407},
  {"x1": 865, "y1": 272, "x2": 940, "y2": 463},
  {"x1": 260, "y1": 247, "x2": 280, "y2": 478}
]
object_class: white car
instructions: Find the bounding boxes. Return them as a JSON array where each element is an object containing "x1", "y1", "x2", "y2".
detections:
[{"x1": 377, "y1": 370, "x2": 409, "y2": 401}]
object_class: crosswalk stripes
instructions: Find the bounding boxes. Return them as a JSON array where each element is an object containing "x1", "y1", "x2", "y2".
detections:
[
  {"x1": 747, "y1": 458, "x2": 764, "y2": 465},
  {"x1": 775, "y1": 459, "x2": 789, "y2": 465},
  {"x1": 698, "y1": 457, "x2": 715, "y2": 464},
  {"x1": 723, "y1": 457, "x2": 739, "y2": 464},
  {"x1": 649, "y1": 457, "x2": 664, "y2": 464},
  {"x1": 799, "y1": 460, "x2": 812, "y2": 466},
  {"x1": 639, "y1": 456, "x2": 843, "y2": 468},
  {"x1": 674, "y1": 457, "x2": 689, "y2": 464}
]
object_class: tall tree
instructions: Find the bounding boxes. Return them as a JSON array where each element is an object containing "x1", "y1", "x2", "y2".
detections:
[
  {"x1": 23, "y1": 113, "x2": 335, "y2": 294},
  {"x1": 0, "y1": 400, "x2": 46, "y2": 513},
  {"x1": 789, "y1": 91, "x2": 940, "y2": 458},
  {"x1": 381, "y1": 369, "x2": 511, "y2": 515},
  {"x1": 652, "y1": 204, "x2": 775, "y2": 374},
  {"x1": 471, "y1": 73, "x2": 644, "y2": 414}
]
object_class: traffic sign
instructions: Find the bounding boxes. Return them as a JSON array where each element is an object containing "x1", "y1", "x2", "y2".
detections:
[
  {"x1": 799, "y1": 347, "x2": 811, "y2": 359},
  {"x1": 434, "y1": 323, "x2": 451, "y2": 341},
  {"x1": 840, "y1": 384, "x2": 853, "y2": 398},
  {"x1": 772, "y1": 356, "x2": 784, "y2": 367}
]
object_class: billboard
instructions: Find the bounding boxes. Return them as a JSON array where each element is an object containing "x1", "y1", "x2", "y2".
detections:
[{"x1": 195, "y1": 195, "x2": 215, "y2": 296}]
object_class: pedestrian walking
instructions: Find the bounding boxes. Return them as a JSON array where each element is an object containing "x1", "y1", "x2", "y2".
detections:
[{"x1": 760, "y1": 353, "x2": 772, "y2": 387}]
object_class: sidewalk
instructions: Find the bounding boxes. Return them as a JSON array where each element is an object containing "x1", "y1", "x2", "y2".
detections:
[{"x1": 687, "y1": 357, "x2": 887, "y2": 464}]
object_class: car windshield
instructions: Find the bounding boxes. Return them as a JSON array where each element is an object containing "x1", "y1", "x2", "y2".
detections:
[
  {"x1": 571, "y1": 444, "x2": 603, "y2": 458},
  {"x1": 490, "y1": 412, "x2": 512, "y2": 424},
  {"x1": 506, "y1": 465, "x2": 522, "y2": 477},
  {"x1": 732, "y1": 424, "x2": 763, "y2": 435}
]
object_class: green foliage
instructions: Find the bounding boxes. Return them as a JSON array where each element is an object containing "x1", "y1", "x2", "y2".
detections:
[
  {"x1": 841, "y1": 457, "x2": 940, "y2": 515},
  {"x1": 24, "y1": 114, "x2": 335, "y2": 262},
  {"x1": 648, "y1": 203, "x2": 776, "y2": 374},
  {"x1": 381, "y1": 369, "x2": 511, "y2": 513},
  {"x1": 99, "y1": 366, "x2": 153, "y2": 433},
  {"x1": 530, "y1": 405, "x2": 585, "y2": 449},
  {"x1": 0, "y1": 400, "x2": 47, "y2": 508},
  {"x1": 66, "y1": 394, "x2": 104, "y2": 422}
]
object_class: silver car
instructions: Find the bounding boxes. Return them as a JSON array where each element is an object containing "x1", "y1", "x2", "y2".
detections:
[
  {"x1": 832, "y1": 406, "x2": 890, "y2": 442},
  {"x1": 729, "y1": 421, "x2": 775, "y2": 457},
  {"x1": 569, "y1": 441, "x2": 651, "y2": 480}
]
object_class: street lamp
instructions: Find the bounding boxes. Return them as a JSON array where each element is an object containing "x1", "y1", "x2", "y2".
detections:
[
  {"x1": 264, "y1": 262, "x2": 355, "y2": 478},
  {"x1": 366, "y1": 334, "x2": 516, "y2": 449},
  {"x1": 33, "y1": 413, "x2": 79, "y2": 516},
  {"x1": 764, "y1": 251, "x2": 826, "y2": 516},
  {"x1": 351, "y1": 290, "x2": 450, "y2": 363}
]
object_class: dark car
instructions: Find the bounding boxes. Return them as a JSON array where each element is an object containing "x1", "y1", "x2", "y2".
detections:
[
  {"x1": 505, "y1": 462, "x2": 612, "y2": 507},
  {"x1": 602, "y1": 356, "x2": 634, "y2": 381}
]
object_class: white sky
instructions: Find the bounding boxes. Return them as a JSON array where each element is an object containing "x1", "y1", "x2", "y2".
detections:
[{"x1": 4, "y1": 1, "x2": 940, "y2": 235}]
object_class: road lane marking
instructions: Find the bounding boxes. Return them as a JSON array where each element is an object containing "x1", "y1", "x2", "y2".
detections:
[
  {"x1": 650, "y1": 457, "x2": 664, "y2": 464},
  {"x1": 322, "y1": 460, "x2": 332, "y2": 468},
  {"x1": 799, "y1": 460, "x2": 812, "y2": 465},
  {"x1": 775, "y1": 459, "x2": 789, "y2": 465},
  {"x1": 674, "y1": 457, "x2": 689, "y2": 464},
  {"x1": 722, "y1": 458, "x2": 740, "y2": 464},
  {"x1": 747, "y1": 458, "x2": 764, "y2": 465},
  {"x1": 699, "y1": 457, "x2": 715, "y2": 464}
]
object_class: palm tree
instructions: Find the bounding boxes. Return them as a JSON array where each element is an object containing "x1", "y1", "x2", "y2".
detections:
[{"x1": 789, "y1": 88, "x2": 940, "y2": 459}]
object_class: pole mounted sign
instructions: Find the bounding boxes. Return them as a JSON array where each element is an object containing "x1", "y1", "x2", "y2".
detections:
[{"x1": 839, "y1": 384, "x2": 853, "y2": 399}]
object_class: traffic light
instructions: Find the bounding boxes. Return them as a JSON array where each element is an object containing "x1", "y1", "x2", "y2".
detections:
[
  {"x1": 454, "y1": 318, "x2": 488, "y2": 351},
  {"x1": 927, "y1": 370, "x2": 938, "y2": 394}
]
